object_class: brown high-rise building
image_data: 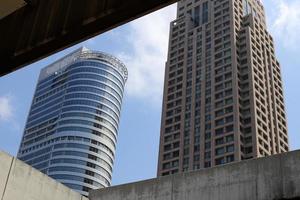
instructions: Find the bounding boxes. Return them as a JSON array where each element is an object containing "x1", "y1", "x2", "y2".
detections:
[{"x1": 157, "y1": 0, "x2": 289, "y2": 176}]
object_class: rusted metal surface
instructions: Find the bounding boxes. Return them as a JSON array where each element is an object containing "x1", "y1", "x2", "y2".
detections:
[
  {"x1": 0, "y1": 0, "x2": 177, "y2": 76},
  {"x1": 0, "y1": 0, "x2": 26, "y2": 19}
]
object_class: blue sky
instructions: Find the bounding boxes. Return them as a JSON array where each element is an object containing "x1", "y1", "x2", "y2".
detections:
[{"x1": 0, "y1": 1, "x2": 299, "y2": 186}]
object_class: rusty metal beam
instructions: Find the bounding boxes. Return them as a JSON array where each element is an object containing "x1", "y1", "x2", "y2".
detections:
[{"x1": 0, "y1": 0, "x2": 177, "y2": 76}]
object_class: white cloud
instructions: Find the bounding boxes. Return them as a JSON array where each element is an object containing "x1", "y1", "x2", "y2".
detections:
[
  {"x1": 119, "y1": 4, "x2": 177, "y2": 104},
  {"x1": 270, "y1": 0, "x2": 300, "y2": 49},
  {"x1": 0, "y1": 95, "x2": 13, "y2": 121},
  {"x1": 0, "y1": 94, "x2": 21, "y2": 132}
]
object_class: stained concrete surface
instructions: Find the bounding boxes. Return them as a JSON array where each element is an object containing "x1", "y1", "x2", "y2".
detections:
[
  {"x1": 0, "y1": 151, "x2": 88, "y2": 200},
  {"x1": 1, "y1": 149, "x2": 299, "y2": 200},
  {"x1": 90, "y1": 150, "x2": 300, "y2": 200}
]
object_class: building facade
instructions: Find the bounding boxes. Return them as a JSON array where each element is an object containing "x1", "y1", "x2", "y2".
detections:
[
  {"x1": 157, "y1": 0, "x2": 289, "y2": 176},
  {"x1": 17, "y1": 47, "x2": 128, "y2": 196}
]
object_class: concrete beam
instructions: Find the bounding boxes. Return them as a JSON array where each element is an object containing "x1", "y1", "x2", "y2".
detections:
[
  {"x1": 0, "y1": 151, "x2": 88, "y2": 200},
  {"x1": 0, "y1": 0, "x2": 177, "y2": 76},
  {"x1": 90, "y1": 150, "x2": 300, "y2": 200},
  {"x1": 0, "y1": 152, "x2": 13, "y2": 199}
]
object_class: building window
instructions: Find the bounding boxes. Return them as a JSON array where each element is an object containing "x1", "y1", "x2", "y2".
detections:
[
  {"x1": 205, "y1": 142, "x2": 211, "y2": 149},
  {"x1": 194, "y1": 6, "x2": 200, "y2": 26},
  {"x1": 215, "y1": 157, "x2": 225, "y2": 165},
  {"x1": 205, "y1": 132, "x2": 211, "y2": 140},
  {"x1": 226, "y1": 135, "x2": 234, "y2": 142},
  {"x1": 215, "y1": 128, "x2": 224, "y2": 136},
  {"x1": 215, "y1": 147, "x2": 225, "y2": 155},
  {"x1": 226, "y1": 155, "x2": 234, "y2": 162},
  {"x1": 215, "y1": 138, "x2": 224, "y2": 145},
  {"x1": 184, "y1": 148, "x2": 189, "y2": 155},
  {"x1": 204, "y1": 151, "x2": 211, "y2": 159},
  {"x1": 202, "y1": 2, "x2": 209, "y2": 24},
  {"x1": 183, "y1": 157, "x2": 189, "y2": 165},
  {"x1": 194, "y1": 155, "x2": 200, "y2": 162},
  {"x1": 226, "y1": 145, "x2": 234, "y2": 153},
  {"x1": 204, "y1": 161, "x2": 211, "y2": 168}
]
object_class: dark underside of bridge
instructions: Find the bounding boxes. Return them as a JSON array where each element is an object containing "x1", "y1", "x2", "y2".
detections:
[{"x1": 0, "y1": 0, "x2": 177, "y2": 76}]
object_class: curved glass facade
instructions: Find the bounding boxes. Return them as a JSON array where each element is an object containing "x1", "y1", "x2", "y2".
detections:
[{"x1": 17, "y1": 47, "x2": 128, "y2": 196}]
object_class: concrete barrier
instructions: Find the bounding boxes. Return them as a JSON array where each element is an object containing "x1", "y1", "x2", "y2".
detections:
[
  {"x1": 0, "y1": 151, "x2": 88, "y2": 200},
  {"x1": 90, "y1": 150, "x2": 300, "y2": 200},
  {"x1": 1, "y1": 149, "x2": 299, "y2": 200}
]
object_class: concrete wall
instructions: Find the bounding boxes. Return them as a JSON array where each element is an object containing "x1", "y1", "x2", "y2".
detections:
[
  {"x1": 90, "y1": 150, "x2": 300, "y2": 200},
  {"x1": 0, "y1": 151, "x2": 88, "y2": 200}
]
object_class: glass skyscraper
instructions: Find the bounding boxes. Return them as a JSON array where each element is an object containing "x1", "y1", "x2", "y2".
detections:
[{"x1": 17, "y1": 47, "x2": 128, "y2": 196}]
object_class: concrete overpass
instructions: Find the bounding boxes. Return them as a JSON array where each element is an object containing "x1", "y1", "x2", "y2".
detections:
[
  {"x1": 1, "y1": 150, "x2": 300, "y2": 200},
  {"x1": 0, "y1": 0, "x2": 177, "y2": 76},
  {"x1": 90, "y1": 150, "x2": 300, "y2": 200},
  {"x1": 0, "y1": 151, "x2": 88, "y2": 200}
]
